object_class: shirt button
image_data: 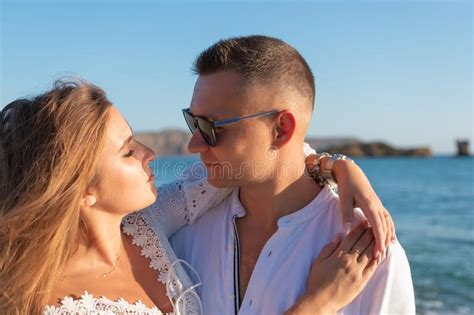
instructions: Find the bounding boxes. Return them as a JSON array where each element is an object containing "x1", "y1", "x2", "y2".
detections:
[{"x1": 268, "y1": 251, "x2": 272, "y2": 257}]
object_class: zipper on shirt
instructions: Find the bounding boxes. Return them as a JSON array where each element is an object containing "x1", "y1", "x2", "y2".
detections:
[{"x1": 232, "y1": 215, "x2": 241, "y2": 315}]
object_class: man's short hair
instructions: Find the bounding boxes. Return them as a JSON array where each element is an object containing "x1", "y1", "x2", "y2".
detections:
[{"x1": 193, "y1": 35, "x2": 315, "y2": 108}]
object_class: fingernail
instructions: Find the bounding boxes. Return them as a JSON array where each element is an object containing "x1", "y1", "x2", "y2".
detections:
[{"x1": 344, "y1": 222, "x2": 352, "y2": 235}]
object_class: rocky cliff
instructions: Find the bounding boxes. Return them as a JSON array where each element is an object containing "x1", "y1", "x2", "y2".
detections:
[{"x1": 135, "y1": 130, "x2": 432, "y2": 157}]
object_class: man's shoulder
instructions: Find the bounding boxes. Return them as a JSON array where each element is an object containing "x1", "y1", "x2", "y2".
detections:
[
  {"x1": 173, "y1": 192, "x2": 233, "y2": 236},
  {"x1": 306, "y1": 186, "x2": 346, "y2": 228},
  {"x1": 383, "y1": 240, "x2": 411, "y2": 269}
]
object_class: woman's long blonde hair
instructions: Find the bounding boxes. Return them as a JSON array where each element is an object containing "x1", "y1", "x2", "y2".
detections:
[{"x1": 0, "y1": 80, "x2": 112, "y2": 314}]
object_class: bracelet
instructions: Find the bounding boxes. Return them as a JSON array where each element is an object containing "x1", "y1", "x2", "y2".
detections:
[
  {"x1": 313, "y1": 152, "x2": 332, "y2": 187},
  {"x1": 321, "y1": 154, "x2": 355, "y2": 186}
]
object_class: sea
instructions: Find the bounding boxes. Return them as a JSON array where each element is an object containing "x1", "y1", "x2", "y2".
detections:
[{"x1": 153, "y1": 156, "x2": 474, "y2": 315}]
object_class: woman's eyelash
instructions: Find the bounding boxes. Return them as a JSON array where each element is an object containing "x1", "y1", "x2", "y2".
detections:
[{"x1": 123, "y1": 150, "x2": 135, "y2": 158}]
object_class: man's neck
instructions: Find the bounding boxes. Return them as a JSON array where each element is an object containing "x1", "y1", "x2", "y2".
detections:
[{"x1": 238, "y1": 160, "x2": 321, "y2": 229}]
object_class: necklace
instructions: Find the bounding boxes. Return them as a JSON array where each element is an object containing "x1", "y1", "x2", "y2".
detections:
[{"x1": 59, "y1": 243, "x2": 124, "y2": 281}]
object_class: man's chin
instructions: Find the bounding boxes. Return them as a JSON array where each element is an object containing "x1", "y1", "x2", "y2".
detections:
[{"x1": 206, "y1": 176, "x2": 235, "y2": 188}]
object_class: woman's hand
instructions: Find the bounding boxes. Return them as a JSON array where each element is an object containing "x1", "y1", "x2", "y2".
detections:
[
  {"x1": 306, "y1": 155, "x2": 396, "y2": 258},
  {"x1": 285, "y1": 221, "x2": 380, "y2": 315},
  {"x1": 331, "y1": 159, "x2": 396, "y2": 258}
]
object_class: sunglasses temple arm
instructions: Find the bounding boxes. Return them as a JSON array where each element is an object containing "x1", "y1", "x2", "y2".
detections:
[{"x1": 214, "y1": 110, "x2": 278, "y2": 127}]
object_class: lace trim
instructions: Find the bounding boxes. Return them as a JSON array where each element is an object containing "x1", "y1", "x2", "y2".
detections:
[
  {"x1": 43, "y1": 291, "x2": 161, "y2": 314},
  {"x1": 122, "y1": 211, "x2": 201, "y2": 314},
  {"x1": 122, "y1": 212, "x2": 173, "y2": 285}
]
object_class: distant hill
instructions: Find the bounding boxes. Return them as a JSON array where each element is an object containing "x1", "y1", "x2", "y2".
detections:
[
  {"x1": 135, "y1": 129, "x2": 432, "y2": 157},
  {"x1": 135, "y1": 129, "x2": 191, "y2": 156}
]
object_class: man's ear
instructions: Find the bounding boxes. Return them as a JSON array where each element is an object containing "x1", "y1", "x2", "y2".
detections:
[{"x1": 272, "y1": 110, "x2": 296, "y2": 149}]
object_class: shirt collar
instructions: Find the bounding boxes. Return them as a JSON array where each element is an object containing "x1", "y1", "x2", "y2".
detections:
[
  {"x1": 227, "y1": 185, "x2": 336, "y2": 226},
  {"x1": 229, "y1": 188, "x2": 246, "y2": 218},
  {"x1": 277, "y1": 185, "x2": 335, "y2": 227}
]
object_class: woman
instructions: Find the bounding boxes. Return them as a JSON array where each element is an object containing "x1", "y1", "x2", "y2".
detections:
[{"x1": 0, "y1": 80, "x2": 392, "y2": 314}]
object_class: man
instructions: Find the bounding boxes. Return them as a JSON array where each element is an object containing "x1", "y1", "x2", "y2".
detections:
[{"x1": 171, "y1": 35, "x2": 415, "y2": 314}]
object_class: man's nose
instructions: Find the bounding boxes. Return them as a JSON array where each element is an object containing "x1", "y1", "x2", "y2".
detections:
[{"x1": 188, "y1": 129, "x2": 210, "y2": 153}]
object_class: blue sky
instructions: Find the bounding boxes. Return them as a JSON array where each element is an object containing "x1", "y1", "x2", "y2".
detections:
[{"x1": 1, "y1": 0, "x2": 472, "y2": 154}]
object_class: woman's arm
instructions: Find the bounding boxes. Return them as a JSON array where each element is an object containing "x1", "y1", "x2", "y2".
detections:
[
  {"x1": 285, "y1": 221, "x2": 379, "y2": 315},
  {"x1": 304, "y1": 143, "x2": 395, "y2": 259}
]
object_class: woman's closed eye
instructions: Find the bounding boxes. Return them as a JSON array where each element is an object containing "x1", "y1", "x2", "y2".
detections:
[{"x1": 123, "y1": 150, "x2": 135, "y2": 158}]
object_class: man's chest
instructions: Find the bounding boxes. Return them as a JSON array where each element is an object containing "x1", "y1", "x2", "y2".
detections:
[
  {"x1": 174, "y1": 211, "x2": 339, "y2": 314},
  {"x1": 236, "y1": 223, "x2": 277, "y2": 303}
]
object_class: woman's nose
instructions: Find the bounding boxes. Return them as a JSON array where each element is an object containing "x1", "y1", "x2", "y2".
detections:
[
  {"x1": 133, "y1": 141, "x2": 156, "y2": 163},
  {"x1": 143, "y1": 145, "x2": 156, "y2": 163}
]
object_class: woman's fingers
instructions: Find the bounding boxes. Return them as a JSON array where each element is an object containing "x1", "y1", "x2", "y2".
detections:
[
  {"x1": 365, "y1": 204, "x2": 385, "y2": 259},
  {"x1": 358, "y1": 238, "x2": 375, "y2": 266},
  {"x1": 385, "y1": 209, "x2": 396, "y2": 243},
  {"x1": 382, "y1": 209, "x2": 392, "y2": 249},
  {"x1": 337, "y1": 221, "x2": 368, "y2": 254},
  {"x1": 339, "y1": 191, "x2": 355, "y2": 235},
  {"x1": 360, "y1": 239, "x2": 379, "y2": 282},
  {"x1": 390, "y1": 212, "x2": 396, "y2": 242},
  {"x1": 349, "y1": 227, "x2": 374, "y2": 256},
  {"x1": 315, "y1": 235, "x2": 341, "y2": 264},
  {"x1": 378, "y1": 209, "x2": 388, "y2": 253}
]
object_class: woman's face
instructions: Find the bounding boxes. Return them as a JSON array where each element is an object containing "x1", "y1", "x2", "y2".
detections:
[{"x1": 90, "y1": 106, "x2": 157, "y2": 215}]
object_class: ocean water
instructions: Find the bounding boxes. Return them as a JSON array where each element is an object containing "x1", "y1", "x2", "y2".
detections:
[{"x1": 153, "y1": 156, "x2": 474, "y2": 315}]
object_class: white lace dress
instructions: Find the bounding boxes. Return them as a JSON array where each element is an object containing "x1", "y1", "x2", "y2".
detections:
[{"x1": 43, "y1": 166, "x2": 233, "y2": 315}]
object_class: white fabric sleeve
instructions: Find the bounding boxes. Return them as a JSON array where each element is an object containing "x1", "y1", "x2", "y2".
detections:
[
  {"x1": 138, "y1": 162, "x2": 233, "y2": 238},
  {"x1": 303, "y1": 142, "x2": 317, "y2": 157},
  {"x1": 355, "y1": 242, "x2": 416, "y2": 315}
]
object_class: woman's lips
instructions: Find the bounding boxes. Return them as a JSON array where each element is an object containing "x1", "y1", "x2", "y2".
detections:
[{"x1": 148, "y1": 174, "x2": 155, "y2": 182}]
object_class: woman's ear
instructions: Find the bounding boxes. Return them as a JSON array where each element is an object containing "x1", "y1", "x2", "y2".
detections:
[
  {"x1": 272, "y1": 110, "x2": 296, "y2": 148},
  {"x1": 82, "y1": 191, "x2": 97, "y2": 208}
]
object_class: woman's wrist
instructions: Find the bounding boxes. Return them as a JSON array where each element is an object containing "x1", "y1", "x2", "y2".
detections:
[
  {"x1": 327, "y1": 157, "x2": 358, "y2": 183},
  {"x1": 306, "y1": 153, "x2": 358, "y2": 187}
]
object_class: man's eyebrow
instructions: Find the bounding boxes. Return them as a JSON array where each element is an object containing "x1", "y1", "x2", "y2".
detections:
[
  {"x1": 191, "y1": 111, "x2": 221, "y2": 122},
  {"x1": 119, "y1": 135, "x2": 133, "y2": 152}
]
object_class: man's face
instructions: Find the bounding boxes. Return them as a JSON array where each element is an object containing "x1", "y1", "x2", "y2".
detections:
[{"x1": 187, "y1": 71, "x2": 277, "y2": 188}]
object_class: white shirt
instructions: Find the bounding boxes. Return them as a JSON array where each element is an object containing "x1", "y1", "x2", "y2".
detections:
[{"x1": 171, "y1": 185, "x2": 416, "y2": 315}]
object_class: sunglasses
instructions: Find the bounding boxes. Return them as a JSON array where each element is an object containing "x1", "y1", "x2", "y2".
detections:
[{"x1": 182, "y1": 108, "x2": 278, "y2": 146}]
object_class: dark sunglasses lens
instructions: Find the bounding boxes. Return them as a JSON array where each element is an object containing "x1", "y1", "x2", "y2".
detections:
[
  {"x1": 196, "y1": 118, "x2": 216, "y2": 146},
  {"x1": 183, "y1": 111, "x2": 197, "y2": 133}
]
